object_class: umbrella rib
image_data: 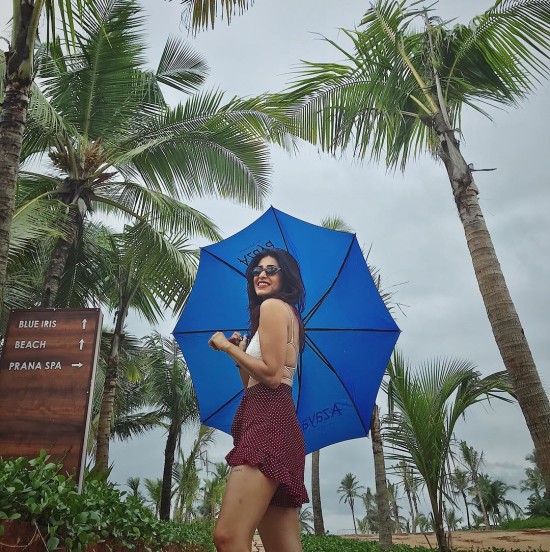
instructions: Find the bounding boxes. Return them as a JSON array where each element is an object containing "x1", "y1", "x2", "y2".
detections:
[
  {"x1": 202, "y1": 388, "x2": 244, "y2": 425},
  {"x1": 305, "y1": 333, "x2": 370, "y2": 437},
  {"x1": 303, "y1": 234, "x2": 355, "y2": 325},
  {"x1": 173, "y1": 328, "x2": 399, "y2": 336},
  {"x1": 202, "y1": 247, "x2": 247, "y2": 278},
  {"x1": 272, "y1": 206, "x2": 291, "y2": 251},
  {"x1": 307, "y1": 328, "x2": 399, "y2": 333}
]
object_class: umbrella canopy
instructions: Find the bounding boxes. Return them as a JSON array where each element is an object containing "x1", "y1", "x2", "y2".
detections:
[{"x1": 173, "y1": 207, "x2": 400, "y2": 453}]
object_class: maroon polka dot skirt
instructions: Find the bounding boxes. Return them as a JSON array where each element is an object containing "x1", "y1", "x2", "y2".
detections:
[{"x1": 226, "y1": 383, "x2": 309, "y2": 508}]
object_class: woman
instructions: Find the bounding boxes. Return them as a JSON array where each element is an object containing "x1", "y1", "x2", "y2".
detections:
[{"x1": 208, "y1": 249, "x2": 308, "y2": 552}]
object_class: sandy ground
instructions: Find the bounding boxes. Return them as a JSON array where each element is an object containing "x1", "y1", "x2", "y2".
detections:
[
  {"x1": 251, "y1": 529, "x2": 550, "y2": 551},
  {"x1": 347, "y1": 529, "x2": 550, "y2": 551}
]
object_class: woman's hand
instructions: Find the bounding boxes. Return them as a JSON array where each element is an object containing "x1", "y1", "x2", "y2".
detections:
[
  {"x1": 229, "y1": 332, "x2": 248, "y2": 352},
  {"x1": 208, "y1": 332, "x2": 231, "y2": 352}
]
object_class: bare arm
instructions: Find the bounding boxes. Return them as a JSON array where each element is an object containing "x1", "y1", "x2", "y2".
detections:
[{"x1": 209, "y1": 299, "x2": 288, "y2": 389}]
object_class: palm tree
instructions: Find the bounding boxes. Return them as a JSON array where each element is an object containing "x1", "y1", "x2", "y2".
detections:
[
  {"x1": 279, "y1": 0, "x2": 550, "y2": 492},
  {"x1": 18, "y1": 0, "x2": 289, "y2": 310},
  {"x1": 0, "y1": 0, "x2": 103, "y2": 300},
  {"x1": 475, "y1": 475, "x2": 523, "y2": 525},
  {"x1": 383, "y1": 351, "x2": 513, "y2": 552},
  {"x1": 360, "y1": 487, "x2": 379, "y2": 534},
  {"x1": 144, "y1": 477, "x2": 163, "y2": 518},
  {"x1": 310, "y1": 449, "x2": 325, "y2": 535},
  {"x1": 395, "y1": 460, "x2": 420, "y2": 533},
  {"x1": 173, "y1": 425, "x2": 216, "y2": 522},
  {"x1": 126, "y1": 477, "x2": 146, "y2": 503},
  {"x1": 318, "y1": 214, "x2": 394, "y2": 545},
  {"x1": 144, "y1": 335, "x2": 201, "y2": 521},
  {"x1": 94, "y1": 220, "x2": 204, "y2": 471},
  {"x1": 298, "y1": 507, "x2": 314, "y2": 534},
  {"x1": 201, "y1": 462, "x2": 229, "y2": 519},
  {"x1": 87, "y1": 326, "x2": 163, "y2": 457},
  {"x1": 371, "y1": 404, "x2": 393, "y2": 546},
  {"x1": 338, "y1": 472, "x2": 364, "y2": 535},
  {"x1": 521, "y1": 450, "x2": 546, "y2": 503},
  {"x1": 308, "y1": 214, "x2": 354, "y2": 536},
  {"x1": 458, "y1": 441, "x2": 490, "y2": 527},
  {"x1": 445, "y1": 509, "x2": 463, "y2": 532},
  {"x1": 450, "y1": 468, "x2": 472, "y2": 529},
  {"x1": 386, "y1": 482, "x2": 403, "y2": 534},
  {"x1": 416, "y1": 513, "x2": 432, "y2": 533}
]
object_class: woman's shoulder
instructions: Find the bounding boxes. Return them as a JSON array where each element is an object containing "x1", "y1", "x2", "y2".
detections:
[{"x1": 260, "y1": 297, "x2": 291, "y2": 314}]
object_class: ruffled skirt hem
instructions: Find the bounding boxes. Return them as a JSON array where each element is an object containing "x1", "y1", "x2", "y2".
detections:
[{"x1": 226, "y1": 445, "x2": 309, "y2": 507}]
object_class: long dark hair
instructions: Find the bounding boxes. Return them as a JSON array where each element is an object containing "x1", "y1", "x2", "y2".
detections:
[{"x1": 245, "y1": 249, "x2": 306, "y2": 351}]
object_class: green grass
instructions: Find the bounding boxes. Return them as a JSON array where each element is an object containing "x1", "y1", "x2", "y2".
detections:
[
  {"x1": 302, "y1": 531, "x2": 550, "y2": 552},
  {"x1": 301, "y1": 535, "x2": 435, "y2": 552},
  {"x1": 499, "y1": 517, "x2": 550, "y2": 530}
]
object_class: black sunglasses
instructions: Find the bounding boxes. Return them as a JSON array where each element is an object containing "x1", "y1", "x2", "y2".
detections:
[{"x1": 251, "y1": 266, "x2": 282, "y2": 277}]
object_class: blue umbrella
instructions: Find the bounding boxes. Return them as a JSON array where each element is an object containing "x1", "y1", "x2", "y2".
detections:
[{"x1": 173, "y1": 207, "x2": 400, "y2": 453}]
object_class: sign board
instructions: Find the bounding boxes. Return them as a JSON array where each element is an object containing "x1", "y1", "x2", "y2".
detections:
[{"x1": 0, "y1": 308, "x2": 102, "y2": 490}]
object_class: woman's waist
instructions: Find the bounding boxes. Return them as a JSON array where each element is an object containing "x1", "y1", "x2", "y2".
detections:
[{"x1": 245, "y1": 380, "x2": 293, "y2": 396}]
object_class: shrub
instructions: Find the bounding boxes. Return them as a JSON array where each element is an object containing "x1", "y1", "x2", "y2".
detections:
[
  {"x1": 0, "y1": 452, "x2": 213, "y2": 551},
  {"x1": 526, "y1": 498, "x2": 550, "y2": 519}
]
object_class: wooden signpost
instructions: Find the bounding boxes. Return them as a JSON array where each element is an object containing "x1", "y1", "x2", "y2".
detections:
[{"x1": 0, "y1": 308, "x2": 102, "y2": 490}]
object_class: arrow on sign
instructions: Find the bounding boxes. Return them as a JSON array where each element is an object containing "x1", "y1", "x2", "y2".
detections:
[
  {"x1": 79, "y1": 339, "x2": 84, "y2": 350},
  {"x1": 82, "y1": 319, "x2": 87, "y2": 330},
  {"x1": 72, "y1": 363, "x2": 83, "y2": 368}
]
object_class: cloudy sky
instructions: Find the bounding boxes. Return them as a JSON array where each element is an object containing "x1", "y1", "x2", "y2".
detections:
[{"x1": 2, "y1": 0, "x2": 549, "y2": 534}]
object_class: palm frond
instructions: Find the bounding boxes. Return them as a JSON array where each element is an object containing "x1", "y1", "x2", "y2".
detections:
[
  {"x1": 448, "y1": 0, "x2": 550, "y2": 99},
  {"x1": 95, "y1": 182, "x2": 222, "y2": 241},
  {"x1": 320, "y1": 215, "x2": 354, "y2": 233},
  {"x1": 9, "y1": 199, "x2": 71, "y2": 259},
  {"x1": 155, "y1": 36, "x2": 209, "y2": 94},
  {"x1": 41, "y1": 0, "x2": 148, "y2": 142},
  {"x1": 104, "y1": 221, "x2": 199, "y2": 324},
  {"x1": 22, "y1": 81, "x2": 78, "y2": 163},
  {"x1": 55, "y1": 221, "x2": 114, "y2": 308},
  {"x1": 116, "y1": 92, "x2": 273, "y2": 207},
  {"x1": 112, "y1": 410, "x2": 164, "y2": 441},
  {"x1": 181, "y1": 0, "x2": 254, "y2": 32},
  {"x1": 383, "y1": 350, "x2": 516, "y2": 516},
  {"x1": 143, "y1": 334, "x2": 200, "y2": 429},
  {"x1": 280, "y1": 0, "x2": 550, "y2": 171}
]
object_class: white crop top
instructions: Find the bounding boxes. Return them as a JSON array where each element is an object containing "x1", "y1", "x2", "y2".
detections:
[{"x1": 247, "y1": 303, "x2": 298, "y2": 387}]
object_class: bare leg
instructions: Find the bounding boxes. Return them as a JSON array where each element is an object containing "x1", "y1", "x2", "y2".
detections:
[
  {"x1": 257, "y1": 505, "x2": 302, "y2": 552},
  {"x1": 214, "y1": 465, "x2": 278, "y2": 552}
]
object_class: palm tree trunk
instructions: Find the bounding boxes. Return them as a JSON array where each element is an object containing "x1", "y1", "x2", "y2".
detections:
[
  {"x1": 370, "y1": 405, "x2": 392, "y2": 548},
  {"x1": 41, "y1": 207, "x2": 82, "y2": 307},
  {"x1": 0, "y1": 79, "x2": 29, "y2": 302},
  {"x1": 474, "y1": 479, "x2": 491, "y2": 528},
  {"x1": 391, "y1": 499, "x2": 402, "y2": 534},
  {"x1": 461, "y1": 490, "x2": 471, "y2": 529},
  {"x1": 0, "y1": 0, "x2": 43, "y2": 304},
  {"x1": 350, "y1": 501, "x2": 357, "y2": 534},
  {"x1": 429, "y1": 490, "x2": 449, "y2": 552},
  {"x1": 412, "y1": 492, "x2": 420, "y2": 533},
  {"x1": 433, "y1": 112, "x2": 550, "y2": 495},
  {"x1": 160, "y1": 421, "x2": 178, "y2": 520},
  {"x1": 95, "y1": 309, "x2": 126, "y2": 470},
  {"x1": 311, "y1": 450, "x2": 325, "y2": 535},
  {"x1": 404, "y1": 487, "x2": 415, "y2": 532}
]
